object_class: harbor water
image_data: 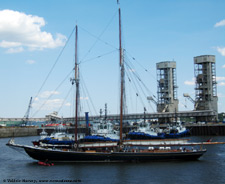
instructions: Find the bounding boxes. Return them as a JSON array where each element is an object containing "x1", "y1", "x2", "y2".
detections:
[{"x1": 0, "y1": 136, "x2": 225, "y2": 184}]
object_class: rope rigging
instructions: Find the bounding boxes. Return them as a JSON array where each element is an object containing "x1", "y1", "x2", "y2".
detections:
[
  {"x1": 79, "y1": 10, "x2": 118, "y2": 64},
  {"x1": 79, "y1": 72, "x2": 98, "y2": 116},
  {"x1": 31, "y1": 69, "x2": 74, "y2": 118},
  {"x1": 29, "y1": 6, "x2": 158, "y2": 117},
  {"x1": 31, "y1": 22, "x2": 118, "y2": 117},
  {"x1": 123, "y1": 50, "x2": 157, "y2": 113},
  {"x1": 57, "y1": 85, "x2": 74, "y2": 115},
  {"x1": 125, "y1": 50, "x2": 157, "y2": 82},
  {"x1": 125, "y1": 52, "x2": 156, "y2": 96},
  {"x1": 124, "y1": 64, "x2": 146, "y2": 112},
  {"x1": 34, "y1": 27, "x2": 76, "y2": 102},
  {"x1": 81, "y1": 50, "x2": 117, "y2": 64}
]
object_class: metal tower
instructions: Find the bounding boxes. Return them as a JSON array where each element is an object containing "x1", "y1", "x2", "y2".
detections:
[
  {"x1": 194, "y1": 55, "x2": 218, "y2": 121},
  {"x1": 156, "y1": 61, "x2": 179, "y2": 114}
]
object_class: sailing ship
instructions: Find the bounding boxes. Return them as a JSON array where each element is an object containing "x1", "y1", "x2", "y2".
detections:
[
  {"x1": 7, "y1": 137, "x2": 207, "y2": 162},
  {"x1": 7, "y1": 6, "x2": 208, "y2": 162}
]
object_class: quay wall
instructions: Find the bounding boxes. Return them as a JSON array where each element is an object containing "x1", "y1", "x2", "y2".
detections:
[
  {"x1": 37, "y1": 127, "x2": 87, "y2": 135},
  {"x1": 186, "y1": 124, "x2": 225, "y2": 136},
  {"x1": 0, "y1": 127, "x2": 38, "y2": 138}
]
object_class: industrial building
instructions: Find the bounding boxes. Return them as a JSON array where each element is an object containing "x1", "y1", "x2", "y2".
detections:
[
  {"x1": 156, "y1": 61, "x2": 179, "y2": 113},
  {"x1": 194, "y1": 55, "x2": 218, "y2": 121},
  {"x1": 156, "y1": 61, "x2": 179, "y2": 122}
]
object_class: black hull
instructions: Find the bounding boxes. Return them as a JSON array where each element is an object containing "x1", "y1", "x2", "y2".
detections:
[{"x1": 24, "y1": 146, "x2": 206, "y2": 162}]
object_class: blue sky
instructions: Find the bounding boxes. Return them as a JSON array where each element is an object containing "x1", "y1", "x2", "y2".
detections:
[{"x1": 0, "y1": 0, "x2": 225, "y2": 118}]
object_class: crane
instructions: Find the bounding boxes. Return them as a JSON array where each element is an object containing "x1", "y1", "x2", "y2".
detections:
[
  {"x1": 147, "y1": 96, "x2": 157, "y2": 106},
  {"x1": 183, "y1": 93, "x2": 198, "y2": 110},
  {"x1": 147, "y1": 96, "x2": 169, "y2": 112},
  {"x1": 23, "y1": 97, "x2": 33, "y2": 125}
]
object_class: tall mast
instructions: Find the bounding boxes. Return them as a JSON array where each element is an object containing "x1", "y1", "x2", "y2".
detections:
[
  {"x1": 75, "y1": 25, "x2": 79, "y2": 143},
  {"x1": 119, "y1": 7, "x2": 124, "y2": 142}
]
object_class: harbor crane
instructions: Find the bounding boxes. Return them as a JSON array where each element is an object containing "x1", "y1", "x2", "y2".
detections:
[
  {"x1": 147, "y1": 96, "x2": 168, "y2": 112},
  {"x1": 22, "y1": 97, "x2": 33, "y2": 125},
  {"x1": 183, "y1": 93, "x2": 199, "y2": 110},
  {"x1": 147, "y1": 96, "x2": 157, "y2": 106}
]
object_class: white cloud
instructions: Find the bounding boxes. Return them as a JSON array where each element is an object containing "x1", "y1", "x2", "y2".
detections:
[
  {"x1": 32, "y1": 91, "x2": 66, "y2": 111},
  {"x1": 216, "y1": 47, "x2": 225, "y2": 56},
  {"x1": 45, "y1": 99, "x2": 63, "y2": 108},
  {"x1": 184, "y1": 78, "x2": 195, "y2": 86},
  {"x1": 218, "y1": 82, "x2": 225, "y2": 86},
  {"x1": 222, "y1": 65, "x2": 225, "y2": 68},
  {"x1": 6, "y1": 47, "x2": 24, "y2": 53},
  {"x1": 80, "y1": 96, "x2": 89, "y2": 100},
  {"x1": 34, "y1": 97, "x2": 39, "y2": 101},
  {"x1": 26, "y1": 59, "x2": 36, "y2": 64},
  {"x1": 214, "y1": 19, "x2": 225, "y2": 27},
  {"x1": 129, "y1": 69, "x2": 135, "y2": 73},
  {"x1": 216, "y1": 77, "x2": 225, "y2": 86},
  {"x1": 39, "y1": 91, "x2": 60, "y2": 98},
  {"x1": 32, "y1": 98, "x2": 64, "y2": 111},
  {"x1": 0, "y1": 9, "x2": 67, "y2": 53},
  {"x1": 184, "y1": 81, "x2": 195, "y2": 85},
  {"x1": 65, "y1": 102, "x2": 71, "y2": 106},
  {"x1": 0, "y1": 40, "x2": 22, "y2": 48},
  {"x1": 216, "y1": 76, "x2": 225, "y2": 81}
]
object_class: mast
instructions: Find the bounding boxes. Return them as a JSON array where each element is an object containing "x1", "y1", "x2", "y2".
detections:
[
  {"x1": 119, "y1": 7, "x2": 124, "y2": 142},
  {"x1": 104, "y1": 103, "x2": 107, "y2": 121},
  {"x1": 75, "y1": 25, "x2": 79, "y2": 143}
]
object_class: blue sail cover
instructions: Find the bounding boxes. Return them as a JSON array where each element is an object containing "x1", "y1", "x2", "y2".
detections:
[
  {"x1": 42, "y1": 138, "x2": 74, "y2": 145},
  {"x1": 83, "y1": 135, "x2": 119, "y2": 142},
  {"x1": 128, "y1": 132, "x2": 165, "y2": 139}
]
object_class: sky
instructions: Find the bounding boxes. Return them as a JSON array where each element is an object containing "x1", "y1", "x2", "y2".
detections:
[{"x1": 0, "y1": 0, "x2": 225, "y2": 118}]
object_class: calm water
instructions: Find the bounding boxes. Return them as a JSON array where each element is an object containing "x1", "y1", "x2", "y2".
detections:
[{"x1": 1, "y1": 136, "x2": 225, "y2": 184}]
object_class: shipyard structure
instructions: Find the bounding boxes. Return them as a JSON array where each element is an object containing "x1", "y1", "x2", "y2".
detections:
[
  {"x1": 156, "y1": 61, "x2": 178, "y2": 122},
  {"x1": 193, "y1": 55, "x2": 218, "y2": 121},
  {"x1": 155, "y1": 55, "x2": 218, "y2": 123}
]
